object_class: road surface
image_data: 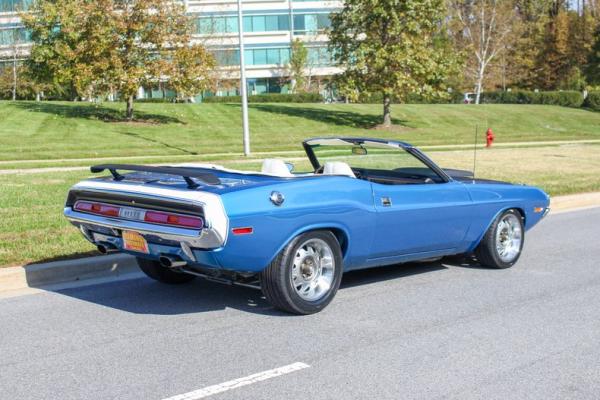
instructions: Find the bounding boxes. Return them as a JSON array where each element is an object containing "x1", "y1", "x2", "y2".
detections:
[{"x1": 1, "y1": 208, "x2": 599, "y2": 400}]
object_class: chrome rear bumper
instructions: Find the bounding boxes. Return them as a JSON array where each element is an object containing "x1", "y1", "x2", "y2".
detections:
[{"x1": 64, "y1": 180, "x2": 229, "y2": 249}]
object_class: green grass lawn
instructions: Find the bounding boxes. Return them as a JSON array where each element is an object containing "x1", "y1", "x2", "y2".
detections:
[
  {"x1": 0, "y1": 101, "x2": 599, "y2": 267},
  {"x1": 1, "y1": 101, "x2": 600, "y2": 164}
]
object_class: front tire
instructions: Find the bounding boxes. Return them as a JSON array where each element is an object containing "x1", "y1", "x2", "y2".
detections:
[
  {"x1": 475, "y1": 209, "x2": 525, "y2": 269},
  {"x1": 260, "y1": 230, "x2": 343, "y2": 315},
  {"x1": 137, "y1": 257, "x2": 196, "y2": 284}
]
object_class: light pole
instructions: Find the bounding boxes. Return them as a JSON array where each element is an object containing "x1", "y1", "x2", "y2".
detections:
[{"x1": 237, "y1": 0, "x2": 250, "y2": 156}]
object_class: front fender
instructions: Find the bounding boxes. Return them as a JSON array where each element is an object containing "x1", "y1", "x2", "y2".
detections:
[{"x1": 464, "y1": 184, "x2": 550, "y2": 252}]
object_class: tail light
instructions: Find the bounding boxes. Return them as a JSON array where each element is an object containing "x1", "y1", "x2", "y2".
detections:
[
  {"x1": 144, "y1": 210, "x2": 203, "y2": 229},
  {"x1": 74, "y1": 201, "x2": 119, "y2": 217},
  {"x1": 73, "y1": 200, "x2": 203, "y2": 229}
]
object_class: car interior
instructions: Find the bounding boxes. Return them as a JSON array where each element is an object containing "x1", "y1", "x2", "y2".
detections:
[{"x1": 260, "y1": 158, "x2": 443, "y2": 185}]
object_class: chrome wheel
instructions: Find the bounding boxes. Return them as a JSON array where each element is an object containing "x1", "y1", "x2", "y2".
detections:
[
  {"x1": 495, "y1": 214, "x2": 523, "y2": 263},
  {"x1": 291, "y1": 238, "x2": 336, "y2": 302}
]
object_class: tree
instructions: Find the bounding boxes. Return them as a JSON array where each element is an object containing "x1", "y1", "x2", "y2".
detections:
[
  {"x1": 507, "y1": 0, "x2": 551, "y2": 89},
  {"x1": 23, "y1": 0, "x2": 215, "y2": 119},
  {"x1": 0, "y1": 63, "x2": 52, "y2": 100},
  {"x1": 537, "y1": 9, "x2": 571, "y2": 89},
  {"x1": 288, "y1": 39, "x2": 308, "y2": 93},
  {"x1": 329, "y1": 0, "x2": 456, "y2": 127},
  {"x1": 157, "y1": 46, "x2": 216, "y2": 102},
  {"x1": 587, "y1": 24, "x2": 600, "y2": 85},
  {"x1": 450, "y1": 0, "x2": 519, "y2": 104},
  {"x1": 10, "y1": 31, "x2": 20, "y2": 101},
  {"x1": 22, "y1": 0, "x2": 115, "y2": 101}
]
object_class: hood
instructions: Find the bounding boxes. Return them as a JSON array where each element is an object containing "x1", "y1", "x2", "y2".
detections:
[{"x1": 443, "y1": 169, "x2": 512, "y2": 185}]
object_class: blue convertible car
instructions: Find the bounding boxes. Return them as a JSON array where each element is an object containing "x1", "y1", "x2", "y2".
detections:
[{"x1": 64, "y1": 137, "x2": 550, "y2": 314}]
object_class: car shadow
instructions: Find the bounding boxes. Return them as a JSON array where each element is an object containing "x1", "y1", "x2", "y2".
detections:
[
  {"x1": 440, "y1": 254, "x2": 495, "y2": 270},
  {"x1": 54, "y1": 277, "x2": 284, "y2": 316},
  {"x1": 48, "y1": 258, "x2": 473, "y2": 317},
  {"x1": 340, "y1": 261, "x2": 448, "y2": 288}
]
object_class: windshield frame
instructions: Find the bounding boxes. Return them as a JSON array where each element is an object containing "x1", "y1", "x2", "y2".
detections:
[{"x1": 302, "y1": 137, "x2": 452, "y2": 183}]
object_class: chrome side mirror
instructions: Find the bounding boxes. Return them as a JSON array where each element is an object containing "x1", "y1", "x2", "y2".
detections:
[{"x1": 285, "y1": 162, "x2": 294, "y2": 173}]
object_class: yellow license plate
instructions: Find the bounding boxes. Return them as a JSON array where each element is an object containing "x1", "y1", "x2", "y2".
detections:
[{"x1": 122, "y1": 230, "x2": 149, "y2": 253}]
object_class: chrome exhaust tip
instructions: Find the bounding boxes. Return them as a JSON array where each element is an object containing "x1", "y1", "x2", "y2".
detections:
[
  {"x1": 159, "y1": 255, "x2": 187, "y2": 268},
  {"x1": 97, "y1": 242, "x2": 118, "y2": 254}
]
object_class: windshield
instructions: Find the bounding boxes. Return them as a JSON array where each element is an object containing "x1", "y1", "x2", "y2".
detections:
[{"x1": 306, "y1": 139, "x2": 447, "y2": 184}]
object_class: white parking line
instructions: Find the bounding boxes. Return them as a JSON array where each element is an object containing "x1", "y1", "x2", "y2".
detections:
[{"x1": 161, "y1": 362, "x2": 310, "y2": 400}]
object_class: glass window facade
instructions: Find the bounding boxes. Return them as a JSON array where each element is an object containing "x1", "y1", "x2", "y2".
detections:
[
  {"x1": 204, "y1": 77, "x2": 289, "y2": 98},
  {"x1": 196, "y1": 14, "x2": 289, "y2": 34},
  {"x1": 0, "y1": 27, "x2": 30, "y2": 45},
  {"x1": 213, "y1": 46, "x2": 333, "y2": 67},
  {"x1": 293, "y1": 13, "x2": 330, "y2": 35},
  {"x1": 0, "y1": 60, "x2": 12, "y2": 70},
  {"x1": 0, "y1": 0, "x2": 31, "y2": 12},
  {"x1": 307, "y1": 46, "x2": 333, "y2": 67},
  {"x1": 213, "y1": 49, "x2": 240, "y2": 65},
  {"x1": 213, "y1": 47, "x2": 291, "y2": 66}
]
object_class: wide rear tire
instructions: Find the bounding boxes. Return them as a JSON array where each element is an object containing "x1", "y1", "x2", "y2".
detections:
[
  {"x1": 137, "y1": 257, "x2": 196, "y2": 284},
  {"x1": 475, "y1": 209, "x2": 525, "y2": 269},
  {"x1": 260, "y1": 230, "x2": 343, "y2": 315}
]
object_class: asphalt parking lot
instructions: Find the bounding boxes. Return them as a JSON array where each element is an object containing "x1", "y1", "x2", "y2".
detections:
[{"x1": 1, "y1": 208, "x2": 599, "y2": 400}]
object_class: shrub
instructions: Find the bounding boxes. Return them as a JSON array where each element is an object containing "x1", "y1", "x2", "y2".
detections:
[
  {"x1": 356, "y1": 92, "x2": 454, "y2": 104},
  {"x1": 202, "y1": 92, "x2": 322, "y2": 103},
  {"x1": 201, "y1": 95, "x2": 242, "y2": 103},
  {"x1": 584, "y1": 91, "x2": 600, "y2": 111},
  {"x1": 481, "y1": 90, "x2": 539, "y2": 104},
  {"x1": 136, "y1": 98, "x2": 175, "y2": 103},
  {"x1": 450, "y1": 91, "x2": 467, "y2": 104},
  {"x1": 406, "y1": 93, "x2": 453, "y2": 104},
  {"x1": 538, "y1": 91, "x2": 584, "y2": 107},
  {"x1": 482, "y1": 90, "x2": 583, "y2": 107}
]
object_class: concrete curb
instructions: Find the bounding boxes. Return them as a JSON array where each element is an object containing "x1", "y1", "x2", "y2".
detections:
[
  {"x1": 0, "y1": 254, "x2": 137, "y2": 293},
  {"x1": 0, "y1": 192, "x2": 598, "y2": 295},
  {"x1": 550, "y1": 192, "x2": 600, "y2": 213}
]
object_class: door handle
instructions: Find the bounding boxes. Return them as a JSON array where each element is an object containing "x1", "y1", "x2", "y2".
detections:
[{"x1": 381, "y1": 197, "x2": 392, "y2": 207}]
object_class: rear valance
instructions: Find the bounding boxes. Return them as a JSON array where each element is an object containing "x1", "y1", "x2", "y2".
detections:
[{"x1": 90, "y1": 164, "x2": 221, "y2": 188}]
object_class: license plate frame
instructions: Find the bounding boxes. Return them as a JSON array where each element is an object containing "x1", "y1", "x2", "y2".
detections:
[
  {"x1": 119, "y1": 207, "x2": 146, "y2": 221},
  {"x1": 122, "y1": 230, "x2": 149, "y2": 254}
]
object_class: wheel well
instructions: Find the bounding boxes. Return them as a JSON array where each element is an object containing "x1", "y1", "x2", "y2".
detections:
[
  {"x1": 328, "y1": 228, "x2": 349, "y2": 257},
  {"x1": 472, "y1": 207, "x2": 527, "y2": 252},
  {"x1": 511, "y1": 207, "x2": 526, "y2": 225},
  {"x1": 300, "y1": 227, "x2": 348, "y2": 257}
]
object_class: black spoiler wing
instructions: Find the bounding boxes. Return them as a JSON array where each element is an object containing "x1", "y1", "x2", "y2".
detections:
[{"x1": 90, "y1": 164, "x2": 221, "y2": 188}]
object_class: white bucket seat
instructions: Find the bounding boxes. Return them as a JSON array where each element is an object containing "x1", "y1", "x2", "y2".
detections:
[
  {"x1": 261, "y1": 159, "x2": 293, "y2": 177},
  {"x1": 323, "y1": 161, "x2": 356, "y2": 178}
]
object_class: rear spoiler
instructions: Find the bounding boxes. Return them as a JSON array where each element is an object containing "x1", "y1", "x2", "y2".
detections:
[{"x1": 90, "y1": 164, "x2": 221, "y2": 188}]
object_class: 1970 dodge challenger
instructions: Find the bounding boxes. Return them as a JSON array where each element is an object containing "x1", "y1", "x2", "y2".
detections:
[{"x1": 64, "y1": 137, "x2": 550, "y2": 314}]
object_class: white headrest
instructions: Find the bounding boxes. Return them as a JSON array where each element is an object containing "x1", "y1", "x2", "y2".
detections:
[
  {"x1": 261, "y1": 159, "x2": 293, "y2": 177},
  {"x1": 323, "y1": 161, "x2": 355, "y2": 178}
]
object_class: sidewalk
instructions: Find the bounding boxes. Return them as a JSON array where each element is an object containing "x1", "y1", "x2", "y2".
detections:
[{"x1": 551, "y1": 191, "x2": 600, "y2": 213}]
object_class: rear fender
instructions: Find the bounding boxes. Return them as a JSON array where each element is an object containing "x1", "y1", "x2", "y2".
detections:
[{"x1": 269, "y1": 222, "x2": 352, "y2": 265}]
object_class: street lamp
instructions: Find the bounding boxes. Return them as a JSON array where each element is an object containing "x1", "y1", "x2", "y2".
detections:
[{"x1": 237, "y1": 0, "x2": 250, "y2": 156}]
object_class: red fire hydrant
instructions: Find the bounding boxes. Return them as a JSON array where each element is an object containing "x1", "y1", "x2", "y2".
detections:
[{"x1": 486, "y1": 128, "x2": 495, "y2": 148}]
